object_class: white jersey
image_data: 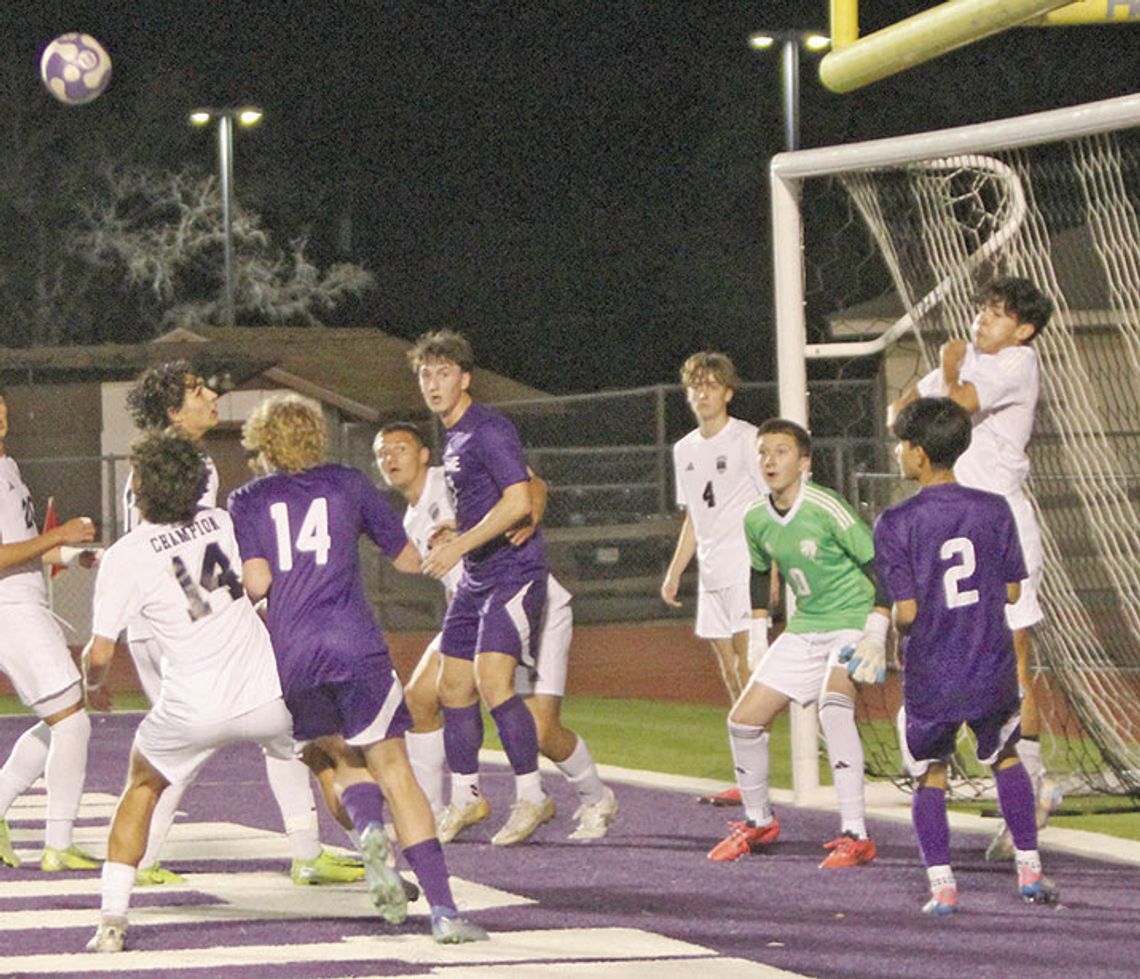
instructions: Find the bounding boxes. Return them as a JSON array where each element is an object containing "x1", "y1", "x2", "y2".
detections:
[
  {"x1": 403, "y1": 466, "x2": 464, "y2": 599},
  {"x1": 122, "y1": 455, "x2": 219, "y2": 641},
  {"x1": 672, "y1": 416, "x2": 765, "y2": 591},
  {"x1": 0, "y1": 456, "x2": 47, "y2": 606},
  {"x1": 917, "y1": 344, "x2": 1038, "y2": 497},
  {"x1": 92, "y1": 507, "x2": 281, "y2": 725},
  {"x1": 408, "y1": 465, "x2": 572, "y2": 611}
]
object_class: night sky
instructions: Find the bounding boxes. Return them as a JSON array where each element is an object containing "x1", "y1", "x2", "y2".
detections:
[{"x1": 4, "y1": 2, "x2": 1137, "y2": 392}]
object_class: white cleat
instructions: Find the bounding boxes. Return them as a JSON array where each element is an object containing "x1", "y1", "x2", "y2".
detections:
[
  {"x1": 361, "y1": 824, "x2": 408, "y2": 925},
  {"x1": 432, "y1": 906, "x2": 490, "y2": 944},
  {"x1": 569, "y1": 786, "x2": 618, "y2": 840},
  {"x1": 491, "y1": 795, "x2": 555, "y2": 846},
  {"x1": 437, "y1": 797, "x2": 491, "y2": 843},
  {"x1": 86, "y1": 916, "x2": 127, "y2": 953}
]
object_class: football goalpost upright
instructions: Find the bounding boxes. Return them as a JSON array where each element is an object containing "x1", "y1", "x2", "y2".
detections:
[{"x1": 770, "y1": 92, "x2": 1140, "y2": 801}]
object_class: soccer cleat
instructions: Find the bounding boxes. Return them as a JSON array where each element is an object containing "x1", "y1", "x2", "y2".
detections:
[
  {"x1": 431, "y1": 906, "x2": 490, "y2": 944},
  {"x1": 400, "y1": 874, "x2": 421, "y2": 904},
  {"x1": 136, "y1": 862, "x2": 185, "y2": 886},
  {"x1": 698, "y1": 785, "x2": 743, "y2": 806},
  {"x1": 985, "y1": 822, "x2": 1014, "y2": 862},
  {"x1": 86, "y1": 916, "x2": 127, "y2": 953},
  {"x1": 320, "y1": 849, "x2": 365, "y2": 869},
  {"x1": 491, "y1": 795, "x2": 556, "y2": 846},
  {"x1": 292, "y1": 847, "x2": 366, "y2": 885},
  {"x1": 569, "y1": 786, "x2": 618, "y2": 840},
  {"x1": 0, "y1": 819, "x2": 20, "y2": 868},
  {"x1": 41, "y1": 844, "x2": 101, "y2": 872},
  {"x1": 707, "y1": 816, "x2": 780, "y2": 862},
  {"x1": 437, "y1": 797, "x2": 491, "y2": 843},
  {"x1": 1018, "y1": 867, "x2": 1060, "y2": 905},
  {"x1": 360, "y1": 824, "x2": 408, "y2": 924},
  {"x1": 819, "y1": 832, "x2": 877, "y2": 869},
  {"x1": 922, "y1": 885, "x2": 958, "y2": 916}
]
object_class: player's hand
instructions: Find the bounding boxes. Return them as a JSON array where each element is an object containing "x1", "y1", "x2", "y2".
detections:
[
  {"x1": 940, "y1": 339, "x2": 967, "y2": 375},
  {"x1": 660, "y1": 575, "x2": 682, "y2": 608},
  {"x1": 426, "y1": 523, "x2": 458, "y2": 550},
  {"x1": 83, "y1": 680, "x2": 112, "y2": 713},
  {"x1": 422, "y1": 536, "x2": 463, "y2": 579},
  {"x1": 59, "y1": 546, "x2": 103, "y2": 568},
  {"x1": 747, "y1": 618, "x2": 769, "y2": 672},
  {"x1": 840, "y1": 612, "x2": 891, "y2": 685},
  {"x1": 57, "y1": 516, "x2": 96, "y2": 546},
  {"x1": 506, "y1": 521, "x2": 536, "y2": 547}
]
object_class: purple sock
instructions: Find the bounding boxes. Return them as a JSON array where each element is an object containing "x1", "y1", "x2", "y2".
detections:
[
  {"x1": 489, "y1": 695, "x2": 539, "y2": 776},
  {"x1": 442, "y1": 704, "x2": 483, "y2": 776},
  {"x1": 912, "y1": 785, "x2": 951, "y2": 867},
  {"x1": 340, "y1": 781, "x2": 385, "y2": 837},
  {"x1": 403, "y1": 838, "x2": 456, "y2": 911},
  {"x1": 996, "y1": 762, "x2": 1038, "y2": 850}
]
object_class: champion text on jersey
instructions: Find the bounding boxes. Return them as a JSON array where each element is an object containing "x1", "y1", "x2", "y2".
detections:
[{"x1": 148, "y1": 514, "x2": 222, "y2": 553}]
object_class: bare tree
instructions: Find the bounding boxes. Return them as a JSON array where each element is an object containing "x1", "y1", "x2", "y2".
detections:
[{"x1": 76, "y1": 165, "x2": 375, "y2": 329}]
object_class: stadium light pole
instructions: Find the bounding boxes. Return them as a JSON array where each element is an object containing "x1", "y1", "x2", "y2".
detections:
[
  {"x1": 749, "y1": 30, "x2": 830, "y2": 152},
  {"x1": 749, "y1": 29, "x2": 830, "y2": 804},
  {"x1": 189, "y1": 107, "x2": 264, "y2": 327}
]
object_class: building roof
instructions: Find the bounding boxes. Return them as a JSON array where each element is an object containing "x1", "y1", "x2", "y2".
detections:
[{"x1": 1, "y1": 326, "x2": 545, "y2": 422}]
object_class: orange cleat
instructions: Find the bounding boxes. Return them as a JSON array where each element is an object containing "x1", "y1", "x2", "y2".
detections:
[
  {"x1": 698, "y1": 785, "x2": 742, "y2": 806},
  {"x1": 819, "y1": 833, "x2": 877, "y2": 869},
  {"x1": 707, "y1": 817, "x2": 780, "y2": 862}
]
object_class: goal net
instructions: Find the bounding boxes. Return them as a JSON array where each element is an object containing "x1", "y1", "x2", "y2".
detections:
[{"x1": 770, "y1": 93, "x2": 1140, "y2": 800}]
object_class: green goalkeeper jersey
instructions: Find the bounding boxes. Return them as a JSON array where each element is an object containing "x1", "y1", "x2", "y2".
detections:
[{"x1": 744, "y1": 480, "x2": 875, "y2": 633}]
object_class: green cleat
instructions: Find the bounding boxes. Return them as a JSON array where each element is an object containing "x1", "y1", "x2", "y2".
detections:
[
  {"x1": 136, "y1": 862, "x2": 185, "y2": 885},
  {"x1": 0, "y1": 819, "x2": 21, "y2": 868},
  {"x1": 41, "y1": 844, "x2": 101, "y2": 872},
  {"x1": 292, "y1": 847, "x2": 367, "y2": 886}
]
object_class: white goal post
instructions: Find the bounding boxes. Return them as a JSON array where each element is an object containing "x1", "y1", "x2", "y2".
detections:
[{"x1": 770, "y1": 92, "x2": 1140, "y2": 801}]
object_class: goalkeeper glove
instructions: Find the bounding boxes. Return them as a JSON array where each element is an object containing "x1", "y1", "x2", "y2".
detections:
[
  {"x1": 839, "y1": 611, "x2": 891, "y2": 685},
  {"x1": 748, "y1": 618, "x2": 769, "y2": 672}
]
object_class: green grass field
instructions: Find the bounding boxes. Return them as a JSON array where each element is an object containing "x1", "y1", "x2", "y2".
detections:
[{"x1": 5, "y1": 693, "x2": 1139, "y2": 842}]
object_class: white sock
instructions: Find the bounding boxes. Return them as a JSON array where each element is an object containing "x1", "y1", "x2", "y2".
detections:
[
  {"x1": 100, "y1": 860, "x2": 137, "y2": 919},
  {"x1": 44, "y1": 711, "x2": 90, "y2": 851},
  {"x1": 819, "y1": 692, "x2": 867, "y2": 839},
  {"x1": 1017, "y1": 738, "x2": 1045, "y2": 788},
  {"x1": 449, "y1": 772, "x2": 481, "y2": 808},
  {"x1": 514, "y1": 770, "x2": 545, "y2": 805},
  {"x1": 927, "y1": 864, "x2": 956, "y2": 892},
  {"x1": 554, "y1": 736, "x2": 606, "y2": 807},
  {"x1": 139, "y1": 782, "x2": 187, "y2": 869},
  {"x1": 406, "y1": 729, "x2": 447, "y2": 813},
  {"x1": 1015, "y1": 848, "x2": 1042, "y2": 875},
  {"x1": 0, "y1": 721, "x2": 51, "y2": 814},
  {"x1": 263, "y1": 753, "x2": 320, "y2": 861},
  {"x1": 728, "y1": 721, "x2": 772, "y2": 826}
]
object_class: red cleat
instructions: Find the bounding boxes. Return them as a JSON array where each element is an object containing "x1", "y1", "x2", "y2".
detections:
[
  {"x1": 819, "y1": 833, "x2": 877, "y2": 869},
  {"x1": 707, "y1": 817, "x2": 780, "y2": 862},
  {"x1": 697, "y1": 785, "x2": 742, "y2": 806}
]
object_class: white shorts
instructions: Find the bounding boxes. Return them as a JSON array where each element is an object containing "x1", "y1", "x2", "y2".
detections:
[
  {"x1": 695, "y1": 581, "x2": 752, "y2": 640},
  {"x1": 751, "y1": 628, "x2": 861, "y2": 706},
  {"x1": 0, "y1": 603, "x2": 82, "y2": 713},
  {"x1": 1006, "y1": 492, "x2": 1043, "y2": 631},
  {"x1": 128, "y1": 635, "x2": 164, "y2": 705},
  {"x1": 515, "y1": 580, "x2": 573, "y2": 698},
  {"x1": 134, "y1": 696, "x2": 294, "y2": 786}
]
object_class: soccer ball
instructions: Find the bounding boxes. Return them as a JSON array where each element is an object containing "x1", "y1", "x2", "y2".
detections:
[{"x1": 39, "y1": 33, "x2": 112, "y2": 106}]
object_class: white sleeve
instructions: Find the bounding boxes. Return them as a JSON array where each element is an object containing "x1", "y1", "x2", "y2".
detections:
[
  {"x1": 960, "y1": 347, "x2": 1036, "y2": 413},
  {"x1": 91, "y1": 545, "x2": 138, "y2": 640},
  {"x1": 914, "y1": 366, "x2": 945, "y2": 398}
]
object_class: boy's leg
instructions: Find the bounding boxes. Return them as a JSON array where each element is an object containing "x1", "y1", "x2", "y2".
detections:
[{"x1": 818, "y1": 668, "x2": 876, "y2": 868}]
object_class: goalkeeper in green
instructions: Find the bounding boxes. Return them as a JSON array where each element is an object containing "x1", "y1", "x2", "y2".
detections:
[{"x1": 707, "y1": 418, "x2": 890, "y2": 868}]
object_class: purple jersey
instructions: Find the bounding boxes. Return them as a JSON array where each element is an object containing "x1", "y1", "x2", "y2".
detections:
[
  {"x1": 874, "y1": 483, "x2": 1026, "y2": 722},
  {"x1": 443, "y1": 401, "x2": 545, "y2": 583},
  {"x1": 228, "y1": 464, "x2": 408, "y2": 690}
]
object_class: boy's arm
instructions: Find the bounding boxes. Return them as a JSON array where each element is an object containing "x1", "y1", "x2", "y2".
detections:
[
  {"x1": 893, "y1": 598, "x2": 918, "y2": 633},
  {"x1": 747, "y1": 566, "x2": 772, "y2": 670},
  {"x1": 939, "y1": 340, "x2": 981, "y2": 414},
  {"x1": 505, "y1": 468, "x2": 547, "y2": 546},
  {"x1": 422, "y1": 480, "x2": 532, "y2": 580},
  {"x1": 660, "y1": 511, "x2": 696, "y2": 608}
]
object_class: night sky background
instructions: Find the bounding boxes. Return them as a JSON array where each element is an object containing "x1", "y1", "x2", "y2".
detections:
[{"x1": 3, "y1": 1, "x2": 1137, "y2": 392}]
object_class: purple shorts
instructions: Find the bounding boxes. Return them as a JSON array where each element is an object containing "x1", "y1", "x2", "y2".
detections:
[
  {"x1": 284, "y1": 656, "x2": 413, "y2": 746},
  {"x1": 901, "y1": 703, "x2": 1021, "y2": 773},
  {"x1": 440, "y1": 571, "x2": 547, "y2": 665}
]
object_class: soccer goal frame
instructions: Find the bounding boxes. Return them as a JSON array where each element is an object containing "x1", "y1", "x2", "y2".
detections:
[{"x1": 770, "y1": 92, "x2": 1140, "y2": 802}]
